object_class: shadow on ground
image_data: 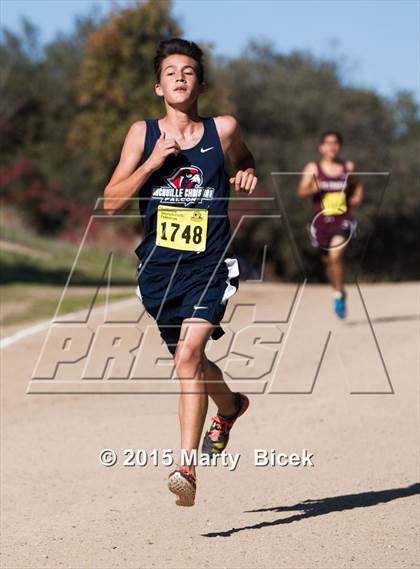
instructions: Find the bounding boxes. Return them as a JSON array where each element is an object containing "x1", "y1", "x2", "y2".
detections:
[
  {"x1": 346, "y1": 315, "x2": 420, "y2": 326},
  {"x1": 202, "y1": 482, "x2": 420, "y2": 538}
]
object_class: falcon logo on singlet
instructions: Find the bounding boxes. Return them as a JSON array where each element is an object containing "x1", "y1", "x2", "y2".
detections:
[{"x1": 151, "y1": 165, "x2": 215, "y2": 207}]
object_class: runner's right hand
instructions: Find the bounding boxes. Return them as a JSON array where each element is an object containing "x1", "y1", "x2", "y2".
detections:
[{"x1": 146, "y1": 131, "x2": 181, "y2": 171}]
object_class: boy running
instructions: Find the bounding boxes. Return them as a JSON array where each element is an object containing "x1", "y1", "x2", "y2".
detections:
[
  {"x1": 104, "y1": 39, "x2": 257, "y2": 506},
  {"x1": 298, "y1": 131, "x2": 363, "y2": 318}
]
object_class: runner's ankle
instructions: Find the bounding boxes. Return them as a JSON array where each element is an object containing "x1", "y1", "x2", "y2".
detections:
[{"x1": 218, "y1": 393, "x2": 239, "y2": 419}]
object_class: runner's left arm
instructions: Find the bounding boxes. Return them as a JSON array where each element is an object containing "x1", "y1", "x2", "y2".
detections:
[
  {"x1": 346, "y1": 161, "x2": 363, "y2": 207},
  {"x1": 215, "y1": 115, "x2": 258, "y2": 194}
]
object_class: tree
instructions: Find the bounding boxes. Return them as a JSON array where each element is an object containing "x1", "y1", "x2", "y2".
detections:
[{"x1": 68, "y1": 0, "x2": 230, "y2": 190}]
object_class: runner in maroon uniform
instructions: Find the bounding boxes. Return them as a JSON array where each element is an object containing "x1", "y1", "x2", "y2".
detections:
[{"x1": 298, "y1": 131, "x2": 363, "y2": 318}]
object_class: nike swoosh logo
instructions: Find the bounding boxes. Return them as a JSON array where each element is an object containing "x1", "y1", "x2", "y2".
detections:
[
  {"x1": 200, "y1": 147, "x2": 214, "y2": 153},
  {"x1": 193, "y1": 305, "x2": 208, "y2": 310}
]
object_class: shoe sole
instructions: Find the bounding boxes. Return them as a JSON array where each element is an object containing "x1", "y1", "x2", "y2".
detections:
[{"x1": 168, "y1": 472, "x2": 196, "y2": 507}]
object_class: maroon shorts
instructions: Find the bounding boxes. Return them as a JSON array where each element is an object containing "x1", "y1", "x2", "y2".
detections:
[{"x1": 309, "y1": 214, "x2": 356, "y2": 250}]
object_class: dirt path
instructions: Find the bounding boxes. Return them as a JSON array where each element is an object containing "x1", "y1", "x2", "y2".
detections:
[{"x1": 1, "y1": 282, "x2": 419, "y2": 569}]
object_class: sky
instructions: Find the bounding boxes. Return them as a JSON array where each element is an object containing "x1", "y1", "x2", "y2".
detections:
[{"x1": 1, "y1": 0, "x2": 419, "y2": 98}]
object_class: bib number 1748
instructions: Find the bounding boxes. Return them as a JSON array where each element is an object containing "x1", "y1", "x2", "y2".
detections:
[{"x1": 156, "y1": 205, "x2": 208, "y2": 252}]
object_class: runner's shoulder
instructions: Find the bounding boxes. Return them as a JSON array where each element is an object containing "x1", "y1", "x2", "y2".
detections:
[
  {"x1": 122, "y1": 120, "x2": 147, "y2": 153},
  {"x1": 303, "y1": 161, "x2": 318, "y2": 175},
  {"x1": 345, "y1": 160, "x2": 355, "y2": 172},
  {"x1": 127, "y1": 120, "x2": 147, "y2": 138},
  {"x1": 213, "y1": 115, "x2": 239, "y2": 139}
]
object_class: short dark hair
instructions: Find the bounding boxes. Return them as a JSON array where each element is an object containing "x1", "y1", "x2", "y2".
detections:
[
  {"x1": 154, "y1": 38, "x2": 204, "y2": 83},
  {"x1": 320, "y1": 131, "x2": 343, "y2": 145}
]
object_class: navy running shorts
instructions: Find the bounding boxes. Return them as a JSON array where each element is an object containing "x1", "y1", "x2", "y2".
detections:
[{"x1": 135, "y1": 257, "x2": 240, "y2": 355}]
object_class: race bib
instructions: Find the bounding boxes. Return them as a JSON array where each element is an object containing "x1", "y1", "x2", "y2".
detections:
[
  {"x1": 156, "y1": 205, "x2": 208, "y2": 252},
  {"x1": 321, "y1": 191, "x2": 347, "y2": 216}
]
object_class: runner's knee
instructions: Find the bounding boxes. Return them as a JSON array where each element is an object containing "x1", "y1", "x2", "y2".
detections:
[
  {"x1": 328, "y1": 249, "x2": 344, "y2": 263},
  {"x1": 174, "y1": 342, "x2": 205, "y2": 371}
]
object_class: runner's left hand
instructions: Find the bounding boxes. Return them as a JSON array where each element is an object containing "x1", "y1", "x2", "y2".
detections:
[{"x1": 229, "y1": 170, "x2": 258, "y2": 194}]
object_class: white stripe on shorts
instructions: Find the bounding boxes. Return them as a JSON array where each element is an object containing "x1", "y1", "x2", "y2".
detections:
[
  {"x1": 221, "y1": 257, "x2": 240, "y2": 304},
  {"x1": 135, "y1": 261, "x2": 143, "y2": 302}
]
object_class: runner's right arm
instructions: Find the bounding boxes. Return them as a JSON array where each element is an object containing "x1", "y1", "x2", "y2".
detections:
[
  {"x1": 297, "y1": 162, "x2": 319, "y2": 199},
  {"x1": 104, "y1": 121, "x2": 181, "y2": 215}
]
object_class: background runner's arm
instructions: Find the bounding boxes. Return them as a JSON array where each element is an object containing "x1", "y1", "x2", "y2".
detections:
[
  {"x1": 103, "y1": 122, "x2": 180, "y2": 215},
  {"x1": 297, "y1": 162, "x2": 318, "y2": 198},
  {"x1": 346, "y1": 161, "x2": 364, "y2": 207}
]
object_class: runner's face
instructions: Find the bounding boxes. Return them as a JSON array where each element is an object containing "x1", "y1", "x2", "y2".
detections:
[
  {"x1": 156, "y1": 54, "x2": 202, "y2": 106},
  {"x1": 319, "y1": 135, "x2": 342, "y2": 160}
]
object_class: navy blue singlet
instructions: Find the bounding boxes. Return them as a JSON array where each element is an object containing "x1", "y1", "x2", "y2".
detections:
[
  {"x1": 133, "y1": 116, "x2": 240, "y2": 355},
  {"x1": 134, "y1": 116, "x2": 231, "y2": 268}
]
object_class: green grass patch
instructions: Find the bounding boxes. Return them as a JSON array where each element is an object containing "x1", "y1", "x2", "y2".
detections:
[{"x1": 0, "y1": 283, "x2": 133, "y2": 327}]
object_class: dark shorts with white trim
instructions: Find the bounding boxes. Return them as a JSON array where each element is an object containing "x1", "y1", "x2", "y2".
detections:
[{"x1": 135, "y1": 256, "x2": 240, "y2": 355}]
